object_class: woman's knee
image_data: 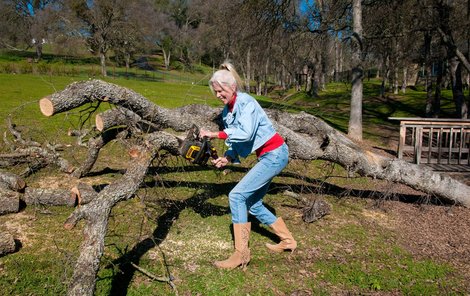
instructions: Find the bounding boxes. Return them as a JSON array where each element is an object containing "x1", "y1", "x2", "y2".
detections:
[{"x1": 228, "y1": 191, "x2": 246, "y2": 206}]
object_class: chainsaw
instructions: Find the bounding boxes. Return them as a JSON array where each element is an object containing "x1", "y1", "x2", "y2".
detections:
[{"x1": 179, "y1": 124, "x2": 218, "y2": 165}]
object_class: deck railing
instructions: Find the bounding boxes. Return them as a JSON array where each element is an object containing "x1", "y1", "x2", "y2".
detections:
[{"x1": 389, "y1": 118, "x2": 470, "y2": 165}]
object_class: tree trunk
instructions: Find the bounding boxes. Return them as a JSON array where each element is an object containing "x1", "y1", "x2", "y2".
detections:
[
  {"x1": 246, "y1": 47, "x2": 251, "y2": 93},
  {"x1": 39, "y1": 80, "x2": 220, "y2": 133},
  {"x1": 312, "y1": 54, "x2": 321, "y2": 97},
  {"x1": 348, "y1": 0, "x2": 363, "y2": 141},
  {"x1": 24, "y1": 187, "x2": 75, "y2": 207},
  {"x1": 162, "y1": 49, "x2": 170, "y2": 70},
  {"x1": 335, "y1": 37, "x2": 340, "y2": 82},
  {"x1": 100, "y1": 51, "x2": 107, "y2": 77},
  {"x1": 95, "y1": 107, "x2": 142, "y2": 132},
  {"x1": 449, "y1": 56, "x2": 468, "y2": 118},
  {"x1": 401, "y1": 67, "x2": 407, "y2": 94},
  {"x1": 393, "y1": 67, "x2": 399, "y2": 95},
  {"x1": 125, "y1": 53, "x2": 130, "y2": 78},
  {"x1": 433, "y1": 59, "x2": 444, "y2": 117},
  {"x1": 380, "y1": 55, "x2": 389, "y2": 98},
  {"x1": 0, "y1": 188, "x2": 20, "y2": 215},
  {"x1": 35, "y1": 42, "x2": 43, "y2": 61},
  {"x1": 424, "y1": 32, "x2": 433, "y2": 117}
]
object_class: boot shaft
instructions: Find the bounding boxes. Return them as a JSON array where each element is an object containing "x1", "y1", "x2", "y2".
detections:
[{"x1": 233, "y1": 222, "x2": 251, "y2": 251}]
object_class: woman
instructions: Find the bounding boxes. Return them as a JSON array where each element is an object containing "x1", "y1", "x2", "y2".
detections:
[{"x1": 200, "y1": 62, "x2": 297, "y2": 270}]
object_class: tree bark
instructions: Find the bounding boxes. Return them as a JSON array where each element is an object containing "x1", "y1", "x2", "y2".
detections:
[
  {"x1": 425, "y1": 32, "x2": 433, "y2": 117},
  {"x1": 23, "y1": 187, "x2": 75, "y2": 207},
  {"x1": 0, "y1": 188, "x2": 20, "y2": 215},
  {"x1": 95, "y1": 107, "x2": 140, "y2": 131},
  {"x1": 99, "y1": 51, "x2": 107, "y2": 77},
  {"x1": 0, "y1": 231, "x2": 16, "y2": 256}
]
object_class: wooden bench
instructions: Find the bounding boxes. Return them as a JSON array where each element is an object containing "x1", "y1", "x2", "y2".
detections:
[{"x1": 389, "y1": 117, "x2": 470, "y2": 166}]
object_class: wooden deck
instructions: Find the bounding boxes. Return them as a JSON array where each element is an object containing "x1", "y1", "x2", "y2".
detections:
[{"x1": 389, "y1": 117, "x2": 470, "y2": 167}]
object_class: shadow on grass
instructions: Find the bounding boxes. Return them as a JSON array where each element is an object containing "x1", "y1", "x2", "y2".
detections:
[{"x1": 103, "y1": 162, "x2": 449, "y2": 294}]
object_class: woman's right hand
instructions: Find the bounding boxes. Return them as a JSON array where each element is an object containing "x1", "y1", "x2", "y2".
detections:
[{"x1": 200, "y1": 129, "x2": 215, "y2": 139}]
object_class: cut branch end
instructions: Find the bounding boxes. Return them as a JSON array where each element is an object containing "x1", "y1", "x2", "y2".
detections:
[{"x1": 39, "y1": 97, "x2": 54, "y2": 116}]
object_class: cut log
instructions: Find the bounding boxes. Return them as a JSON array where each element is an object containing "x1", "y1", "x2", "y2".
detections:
[
  {"x1": 0, "y1": 232, "x2": 16, "y2": 256},
  {"x1": 0, "y1": 170, "x2": 26, "y2": 191},
  {"x1": 96, "y1": 107, "x2": 161, "y2": 133},
  {"x1": 0, "y1": 152, "x2": 34, "y2": 167},
  {"x1": 95, "y1": 107, "x2": 141, "y2": 131},
  {"x1": 70, "y1": 183, "x2": 98, "y2": 205},
  {"x1": 24, "y1": 187, "x2": 75, "y2": 207},
  {"x1": 0, "y1": 188, "x2": 20, "y2": 215}
]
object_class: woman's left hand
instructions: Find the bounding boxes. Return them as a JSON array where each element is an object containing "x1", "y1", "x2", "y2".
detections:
[{"x1": 211, "y1": 156, "x2": 229, "y2": 168}]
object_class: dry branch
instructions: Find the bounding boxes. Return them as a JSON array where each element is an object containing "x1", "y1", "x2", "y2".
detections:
[
  {"x1": 3, "y1": 118, "x2": 74, "y2": 176},
  {"x1": 24, "y1": 187, "x2": 75, "y2": 207},
  {"x1": 71, "y1": 128, "x2": 128, "y2": 178},
  {"x1": 64, "y1": 132, "x2": 180, "y2": 296},
  {"x1": 38, "y1": 80, "x2": 470, "y2": 295},
  {"x1": 0, "y1": 188, "x2": 20, "y2": 215}
]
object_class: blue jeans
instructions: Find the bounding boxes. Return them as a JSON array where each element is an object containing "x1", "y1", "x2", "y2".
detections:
[{"x1": 229, "y1": 143, "x2": 289, "y2": 225}]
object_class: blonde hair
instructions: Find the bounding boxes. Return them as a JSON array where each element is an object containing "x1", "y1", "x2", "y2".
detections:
[{"x1": 209, "y1": 61, "x2": 244, "y2": 95}]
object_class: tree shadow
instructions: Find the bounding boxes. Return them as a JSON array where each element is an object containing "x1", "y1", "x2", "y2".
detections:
[{"x1": 105, "y1": 162, "x2": 446, "y2": 294}]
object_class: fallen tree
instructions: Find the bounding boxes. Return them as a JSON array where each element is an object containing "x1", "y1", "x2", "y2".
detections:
[
  {"x1": 40, "y1": 79, "x2": 470, "y2": 206},
  {"x1": 37, "y1": 79, "x2": 470, "y2": 295}
]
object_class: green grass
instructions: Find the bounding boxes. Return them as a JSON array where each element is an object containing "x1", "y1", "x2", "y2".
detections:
[{"x1": 0, "y1": 65, "x2": 468, "y2": 295}]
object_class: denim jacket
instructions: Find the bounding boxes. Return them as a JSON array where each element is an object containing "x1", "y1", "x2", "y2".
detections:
[{"x1": 222, "y1": 92, "x2": 276, "y2": 161}]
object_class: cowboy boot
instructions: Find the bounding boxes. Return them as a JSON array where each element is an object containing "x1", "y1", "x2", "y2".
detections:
[
  {"x1": 214, "y1": 222, "x2": 251, "y2": 270},
  {"x1": 266, "y1": 217, "x2": 297, "y2": 253}
]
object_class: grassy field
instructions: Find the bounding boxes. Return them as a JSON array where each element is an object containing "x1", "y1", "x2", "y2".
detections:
[{"x1": 0, "y1": 68, "x2": 468, "y2": 295}]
